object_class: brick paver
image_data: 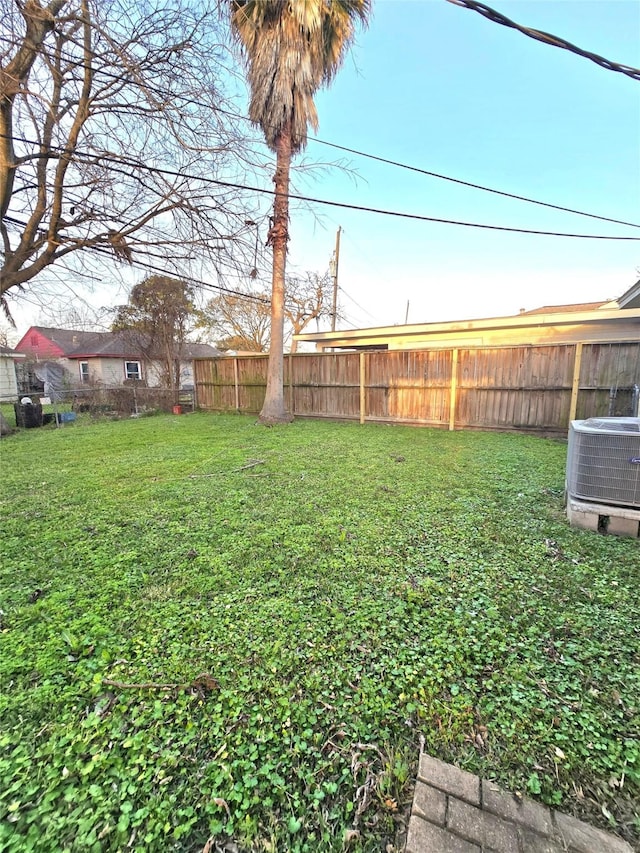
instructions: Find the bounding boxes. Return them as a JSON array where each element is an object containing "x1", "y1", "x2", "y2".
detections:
[
  {"x1": 554, "y1": 811, "x2": 633, "y2": 853},
  {"x1": 418, "y1": 754, "x2": 481, "y2": 806},
  {"x1": 481, "y1": 781, "x2": 552, "y2": 837},
  {"x1": 412, "y1": 781, "x2": 447, "y2": 826},
  {"x1": 406, "y1": 755, "x2": 633, "y2": 853}
]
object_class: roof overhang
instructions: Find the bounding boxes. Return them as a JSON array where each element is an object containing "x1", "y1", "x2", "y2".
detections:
[
  {"x1": 294, "y1": 307, "x2": 640, "y2": 349},
  {"x1": 618, "y1": 280, "x2": 640, "y2": 309},
  {"x1": 66, "y1": 351, "x2": 134, "y2": 359}
]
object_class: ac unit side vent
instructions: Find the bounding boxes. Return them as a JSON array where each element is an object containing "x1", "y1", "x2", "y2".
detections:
[{"x1": 567, "y1": 418, "x2": 640, "y2": 509}]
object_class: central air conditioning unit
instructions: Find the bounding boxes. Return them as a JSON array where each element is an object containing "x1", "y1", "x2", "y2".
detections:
[{"x1": 566, "y1": 417, "x2": 640, "y2": 509}]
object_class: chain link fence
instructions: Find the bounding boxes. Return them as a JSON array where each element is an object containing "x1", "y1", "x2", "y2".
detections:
[{"x1": 71, "y1": 386, "x2": 195, "y2": 416}]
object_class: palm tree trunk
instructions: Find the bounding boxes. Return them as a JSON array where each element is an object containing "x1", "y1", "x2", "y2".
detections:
[{"x1": 259, "y1": 123, "x2": 294, "y2": 424}]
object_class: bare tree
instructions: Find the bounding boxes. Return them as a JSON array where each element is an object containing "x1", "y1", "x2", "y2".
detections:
[
  {"x1": 0, "y1": 0, "x2": 261, "y2": 322},
  {"x1": 199, "y1": 287, "x2": 271, "y2": 352},
  {"x1": 200, "y1": 271, "x2": 335, "y2": 353},
  {"x1": 37, "y1": 299, "x2": 112, "y2": 331},
  {"x1": 284, "y1": 272, "x2": 335, "y2": 353}
]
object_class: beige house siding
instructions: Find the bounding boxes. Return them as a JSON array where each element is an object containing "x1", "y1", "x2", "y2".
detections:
[
  {"x1": 132, "y1": 359, "x2": 197, "y2": 387},
  {"x1": 296, "y1": 308, "x2": 640, "y2": 352},
  {"x1": 384, "y1": 319, "x2": 640, "y2": 350},
  {"x1": 73, "y1": 357, "x2": 195, "y2": 387}
]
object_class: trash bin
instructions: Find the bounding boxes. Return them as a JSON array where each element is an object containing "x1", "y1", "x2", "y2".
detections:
[
  {"x1": 56, "y1": 412, "x2": 77, "y2": 425},
  {"x1": 14, "y1": 402, "x2": 43, "y2": 428}
]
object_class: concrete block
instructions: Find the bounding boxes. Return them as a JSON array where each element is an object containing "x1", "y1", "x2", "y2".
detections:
[
  {"x1": 567, "y1": 498, "x2": 640, "y2": 538},
  {"x1": 406, "y1": 815, "x2": 480, "y2": 853},
  {"x1": 418, "y1": 754, "x2": 480, "y2": 806},
  {"x1": 606, "y1": 515, "x2": 639, "y2": 538},
  {"x1": 567, "y1": 504, "x2": 600, "y2": 531},
  {"x1": 447, "y1": 796, "x2": 520, "y2": 853},
  {"x1": 554, "y1": 811, "x2": 633, "y2": 853},
  {"x1": 412, "y1": 782, "x2": 446, "y2": 826},
  {"x1": 482, "y1": 780, "x2": 552, "y2": 836}
]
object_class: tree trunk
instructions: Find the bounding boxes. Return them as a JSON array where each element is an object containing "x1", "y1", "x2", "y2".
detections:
[{"x1": 259, "y1": 124, "x2": 293, "y2": 424}]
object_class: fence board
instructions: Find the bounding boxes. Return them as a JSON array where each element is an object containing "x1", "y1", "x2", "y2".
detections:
[{"x1": 194, "y1": 341, "x2": 640, "y2": 433}]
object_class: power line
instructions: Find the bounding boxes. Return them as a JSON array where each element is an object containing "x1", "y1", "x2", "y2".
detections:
[
  {"x1": 446, "y1": 0, "x2": 640, "y2": 81},
  {"x1": 309, "y1": 138, "x2": 640, "y2": 230},
  {"x1": 6, "y1": 134, "x2": 639, "y2": 241},
  {"x1": 1, "y1": 33, "x2": 637, "y2": 229},
  {"x1": 338, "y1": 285, "x2": 377, "y2": 322},
  {"x1": 2, "y1": 214, "x2": 270, "y2": 304}
]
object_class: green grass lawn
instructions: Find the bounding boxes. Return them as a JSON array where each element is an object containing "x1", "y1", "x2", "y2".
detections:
[{"x1": 1, "y1": 413, "x2": 638, "y2": 852}]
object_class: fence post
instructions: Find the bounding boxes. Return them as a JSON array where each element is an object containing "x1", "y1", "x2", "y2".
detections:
[
  {"x1": 233, "y1": 357, "x2": 240, "y2": 412},
  {"x1": 568, "y1": 342, "x2": 583, "y2": 425},
  {"x1": 359, "y1": 352, "x2": 366, "y2": 425},
  {"x1": 192, "y1": 364, "x2": 198, "y2": 411},
  {"x1": 449, "y1": 348, "x2": 458, "y2": 431},
  {"x1": 288, "y1": 354, "x2": 295, "y2": 415}
]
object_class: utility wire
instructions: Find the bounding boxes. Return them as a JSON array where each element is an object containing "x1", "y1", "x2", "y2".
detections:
[
  {"x1": 6, "y1": 134, "x2": 639, "y2": 241},
  {"x1": 309, "y1": 138, "x2": 640, "y2": 230},
  {"x1": 446, "y1": 0, "x2": 640, "y2": 81},
  {"x1": 338, "y1": 285, "x2": 377, "y2": 322},
  {"x1": 2, "y1": 214, "x2": 270, "y2": 304},
  {"x1": 1, "y1": 32, "x2": 636, "y2": 229}
]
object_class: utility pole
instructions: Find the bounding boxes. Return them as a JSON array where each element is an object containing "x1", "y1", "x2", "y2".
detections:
[{"x1": 330, "y1": 226, "x2": 341, "y2": 332}]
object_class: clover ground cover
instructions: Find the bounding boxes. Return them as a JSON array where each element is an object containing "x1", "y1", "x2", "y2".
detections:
[{"x1": 0, "y1": 413, "x2": 638, "y2": 851}]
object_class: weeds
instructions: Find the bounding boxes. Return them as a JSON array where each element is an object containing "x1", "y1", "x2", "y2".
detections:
[{"x1": 0, "y1": 414, "x2": 638, "y2": 851}]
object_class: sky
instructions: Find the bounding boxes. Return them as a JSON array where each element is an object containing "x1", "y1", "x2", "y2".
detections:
[
  {"x1": 6, "y1": 0, "x2": 640, "y2": 337},
  {"x1": 288, "y1": 0, "x2": 640, "y2": 330}
]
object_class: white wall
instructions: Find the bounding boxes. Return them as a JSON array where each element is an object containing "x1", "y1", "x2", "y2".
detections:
[{"x1": 0, "y1": 357, "x2": 19, "y2": 402}]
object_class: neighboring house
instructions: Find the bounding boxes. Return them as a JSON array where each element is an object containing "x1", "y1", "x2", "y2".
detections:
[
  {"x1": 13, "y1": 327, "x2": 219, "y2": 389},
  {"x1": 0, "y1": 346, "x2": 25, "y2": 402},
  {"x1": 617, "y1": 279, "x2": 640, "y2": 309},
  {"x1": 295, "y1": 283, "x2": 640, "y2": 351}
]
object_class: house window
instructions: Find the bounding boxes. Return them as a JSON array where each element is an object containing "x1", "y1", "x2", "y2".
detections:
[
  {"x1": 125, "y1": 361, "x2": 142, "y2": 381},
  {"x1": 79, "y1": 361, "x2": 89, "y2": 383}
]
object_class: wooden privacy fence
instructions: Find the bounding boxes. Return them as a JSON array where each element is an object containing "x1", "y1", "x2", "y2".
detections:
[{"x1": 193, "y1": 341, "x2": 640, "y2": 434}]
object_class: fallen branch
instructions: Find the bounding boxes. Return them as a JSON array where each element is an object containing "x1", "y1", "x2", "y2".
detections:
[
  {"x1": 103, "y1": 678, "x2": 177, "y2": 691},
  {"x1": 103, "y1": 672, "x2": 219, "y2": 693},
  {"x1": 234, "y1": 459, "x2": 265, "y2": 472}
]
